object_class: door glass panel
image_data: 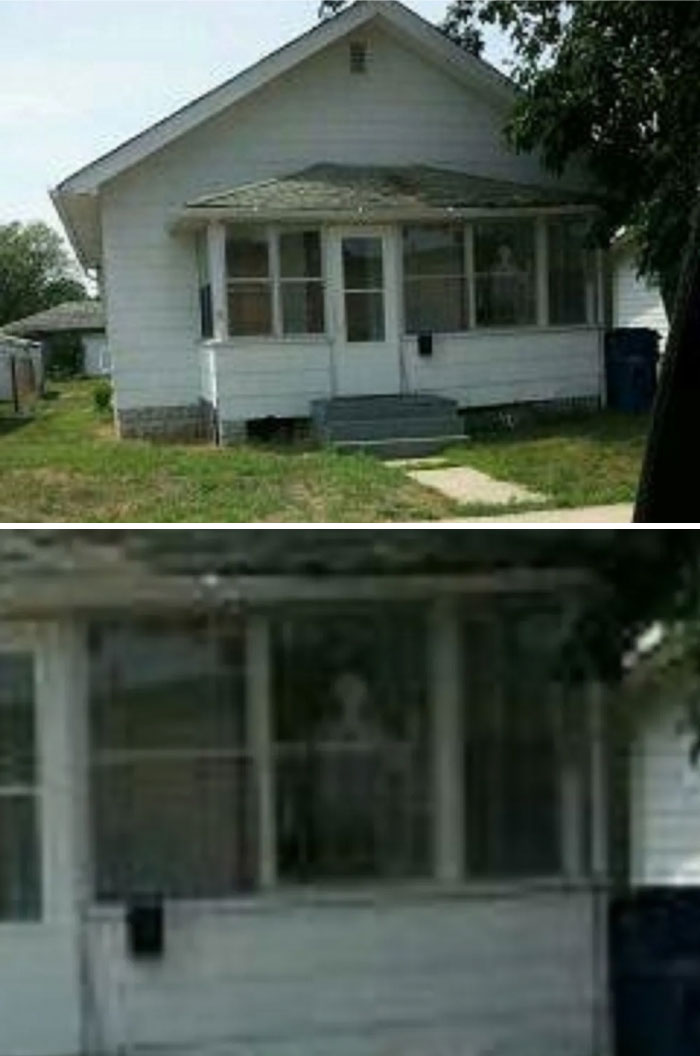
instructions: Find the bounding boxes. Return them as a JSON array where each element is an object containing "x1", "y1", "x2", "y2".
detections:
[
  {"x1": 343, "y1": 238, "x2": 384, "y2": 289},
  {"x1": 342, "y1": 237, "x2": 385, "y2": 343},
  {"x1": 345, "y1": 292, "x2": 385, "y2": 342}
]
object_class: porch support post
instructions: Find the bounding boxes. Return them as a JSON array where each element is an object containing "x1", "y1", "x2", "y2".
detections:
[
  {"x1": 429, "y1": 597, "x2": 464, "y2": 884},
  {"x1": 589, "y1": 678, "x2": 612, "y2": 1056},
  {"x1": 558, "y1": 683, "x2": 585, "y2": 880},
  {"x1": 37, "y1": 619, "x2": 90, "y2": 926},
  {"x1": 207, "y1": 221, "x2": 228, "y2": 341},
  {"x1": 536, "y1": 216, "x2": 549, "y2": 327},
  {"x1": 246, "y1": 611, "x2": 276, "y2": 890}
]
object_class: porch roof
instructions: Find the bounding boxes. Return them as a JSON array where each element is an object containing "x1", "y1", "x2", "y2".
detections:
[{"x1": 179, "y1": 164, "x2": 596, "y2": 225}]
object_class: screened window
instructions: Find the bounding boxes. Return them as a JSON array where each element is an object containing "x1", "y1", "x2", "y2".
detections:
[
  {"x1": 195, "y1": 232, "x2": 213, "y2": 339},
  {"x1": 343, "y1": 237, "x2": 385, "y2": 342},
  {"x1": 226, "y1": 230, "x2": 273, "y2": 336},
  {"x1": 279, "y1": 230, "x2": 325, "y2": 335},
  {"x1": 273, "y1": 606, "x2": 429, "y2": 882},
  {"x1": 474, "y1": 221, "x2": 536, "y2": 327},
  {"x1": 403, "y1": 226, "x2": 467, "y2": 333},
  {"x1": 548, "y1": 218, "x2": 595, "y2": 325},
  {"x1": 463, "y1": 609, "x2": 561, "y2": 878},
  {"x1": 90, "y1": 618, "x2": 254, "y2": 901},
  {"x1": 0, "y1": 654, "x2": 40, "y2": 920}
]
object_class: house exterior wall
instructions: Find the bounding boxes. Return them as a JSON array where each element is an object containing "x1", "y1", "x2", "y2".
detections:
[
  {"x1": 85, "y1": 889, "x2": 596, "y2": 1056},
  {"x1": 100, "y1": 21, "x2": 591, "y2": 425},
  {"x1": 630, "y1": 700, "x2": 700, "y2": 885},
  {"x1": 0, "y1": 622, "x2": 86, "y2": 1056},
  {"x1": 612, "y1": 249, "x2": 668, "y2": 349}
]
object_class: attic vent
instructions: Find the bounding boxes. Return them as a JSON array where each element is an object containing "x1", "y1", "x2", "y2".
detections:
[{"x1": 349, "y1": 41, "x2": 368, "y2": 74}]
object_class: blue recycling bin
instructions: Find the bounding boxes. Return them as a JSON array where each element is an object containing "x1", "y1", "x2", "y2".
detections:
[
  {"x1": 605, "y1": 328, "x2": 660, "y2": 412},
  {"x1": 609, "y1": 888, "x2": 700, "y2": 1056}
]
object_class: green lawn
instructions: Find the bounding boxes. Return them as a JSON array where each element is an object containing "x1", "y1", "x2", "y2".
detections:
[
  {"x1": 441, "y1": 410, "x2": 649, "y2": 510},
  {"x1": 0, "y1": 382, "x2": 455, "y2": 523}
]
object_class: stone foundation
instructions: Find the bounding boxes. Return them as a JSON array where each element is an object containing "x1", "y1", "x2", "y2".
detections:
[{"x1": 117, "y1": 401, "x2": 215, "y2": 442}]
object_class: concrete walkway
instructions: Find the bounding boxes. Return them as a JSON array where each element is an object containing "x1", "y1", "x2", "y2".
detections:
[
  {"x1": 451, "y1": 503, "x2": 633, "y2": 523},
  {"x1": 407, "y1": 465, "x2": 547, "y2": 506}
]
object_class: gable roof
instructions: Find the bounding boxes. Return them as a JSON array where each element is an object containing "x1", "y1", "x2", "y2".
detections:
[
  {"x1": 3, "y1": 300, "x2": 105, "y2": 337},
  {"x1": 55, "y1": 2, "x2": 513, "y2": 199},
  {"x1": 179, "y1": 163, "x2": 593, "y2": 225},
  {"x1": 52, "y1": 1, "x2": 517, "y2": 267}
]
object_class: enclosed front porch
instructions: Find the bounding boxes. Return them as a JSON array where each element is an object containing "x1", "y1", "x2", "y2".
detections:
[
  {"x1": 181, "y1": 165, "x2": 605, "y2": 447},
  {"x1": 0, "y1": 566, "x2": 613, "y2": 1056}
]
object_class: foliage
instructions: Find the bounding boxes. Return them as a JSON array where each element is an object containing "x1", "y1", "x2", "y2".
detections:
[
  {"x1": 0, "y1": 222, "x2": 87, "y2": 327},
  {"x1": 93, "y1": 380, "x2": 112, "y2": 413}
]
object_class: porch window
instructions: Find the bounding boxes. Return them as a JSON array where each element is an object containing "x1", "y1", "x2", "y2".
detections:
[
  {"x1": 0, "y1": 654, "x2": 40, "y2": 920},
  {"x1": 272, "y1": 606, "x2": 429, "y2": 882},
  {"x1": 474, "y1": 220, "x2": 536, "y2": 327},
  {"x1": 279, "y1": 230, "x2": 325, "y2": 335},
  {"x1": 226, "y1": 229, "x2": 274, "y2": 336},
  {"x1": 548, "y1": 217, "x2": 595, "y2": 325},
  {"x1": 343, "y1": 237, "x2": 386, "y2": 342},
  {"x1": 90, "y1": 618, "x2": 255, "y2": 901},
  {"x1": 463, "y1": 608, "x2": 561, "y2": 878},
  {"x1": 195, "y1": 231, "x2": 213, "y2": 339},
  {"x1": 403, "y1": 226, "x2": 468, "y2": 333}
]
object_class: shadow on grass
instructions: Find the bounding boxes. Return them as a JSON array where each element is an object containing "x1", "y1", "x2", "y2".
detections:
[{"x1": 0, "y1": 414, "x2": 34, "y2": 437}]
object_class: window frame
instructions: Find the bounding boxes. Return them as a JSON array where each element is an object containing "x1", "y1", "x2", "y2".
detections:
[
  {"x1": 225, "y1": 225, "x2": 328, "y2": 342},
  {"x1": 399, "y1": 214, "x2": 600, "y2": 337},
  {"x1": 0, "y1": 640, "x2": 41, "y2": 923}
]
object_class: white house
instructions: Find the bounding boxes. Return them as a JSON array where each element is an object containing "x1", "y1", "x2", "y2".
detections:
[
  {"x1": 4, "y1": 301, "x2": 109, "y2": 378},
  {"x1": 611, "y1": 240, "x2": 669, "y2": 351},
  {"x1": 52, "y1": 0, "x2": 604, "y2": 448},
  {"x1": 0, "y1": 528, "x2": 619, "y2": 1056}
]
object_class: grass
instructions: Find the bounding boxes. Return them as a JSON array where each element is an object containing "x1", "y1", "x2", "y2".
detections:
[
  {"x1": 439, "y1": 410, "x2": 649, "y2": 511},
  {"x1": 0, "y1": 381, "x2": 455, "y2": 523}
]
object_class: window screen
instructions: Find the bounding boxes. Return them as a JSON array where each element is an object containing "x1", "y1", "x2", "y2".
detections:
[
  {"x1": 548, "y1": 217, "x2": 594, "y2": 325},
  {"x1": 226, "y1": 230, "x2": 273, "y2": 336},
  {"x1": 0, "y1": 654, "x2": 40, "y2": 920},
  {"x1": 403, "y1": 226, "x2": 467, "y2": 333},
  {"x1": 474, "y1": 221, "x2": 536, "y2": 327},
  {"x1": 272, "y1": 606, "x2": 429, "y2": 882},
  {"x1": 90, "y1": 618, "x2": 255, "y2": 901},
  {"x1": 463, "y1": 608, "x2": 562, "y2": 878}
]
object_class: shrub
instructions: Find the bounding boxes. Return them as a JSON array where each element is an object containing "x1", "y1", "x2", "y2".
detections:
[{"x1": 93, "y1": 380, "x2": 112, "y2": 413}]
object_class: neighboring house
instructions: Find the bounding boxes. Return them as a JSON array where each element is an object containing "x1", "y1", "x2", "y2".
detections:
[
  {"x1": 0, "y1": 334, "x2": 44, "y2": 404},
  {"x1": 0, "y1": 529, "x2": 618, "y2": 1056},
  {"x1": 52, "y1": 0, "x2": 604, "y2": 448},
  {"x1": 611, "y1": 239, "x2": 669, "y2": 351},
  {"x1": 3, "y1": 300, "x2": 109, "y2": 377}
]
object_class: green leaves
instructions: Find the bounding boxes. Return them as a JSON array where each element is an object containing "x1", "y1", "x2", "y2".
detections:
[{"x1": 0, "y1": 221, "x2": 86, "y2": 327}]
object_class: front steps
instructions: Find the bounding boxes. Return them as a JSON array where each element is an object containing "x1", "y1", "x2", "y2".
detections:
[{"x1": 312, "y1": 395, "x2": 464, "y2": 458}]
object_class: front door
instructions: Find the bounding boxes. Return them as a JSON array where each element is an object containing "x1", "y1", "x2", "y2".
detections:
[{"x1": 329, "y1": 228, "x2": 402, "y2": 397}]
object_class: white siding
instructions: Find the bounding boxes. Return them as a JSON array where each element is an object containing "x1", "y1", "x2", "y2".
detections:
[
  {"x1": 631, "y1": 701, "x2": 700, "y2": 885},
  {"x1": 212, "y1": 339, "x2": 333, "y2": 421},
  {"x1": 101, "y1": 23, "x2": 587, "y2": 412},
  {"x1": 86, "y1": 889, "x2": 596, "y2": 1056},
  {"x1": 403, "y1": 328, "x2": 602, "y2": 408},
  {"x1": 613, "y1": 250, "x2": 668, "y2": 348},
  {"x1": 0, "y1": 342, "x2": 44, "y2": 402}
]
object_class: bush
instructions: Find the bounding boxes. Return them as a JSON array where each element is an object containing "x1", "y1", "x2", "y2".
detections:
[{"x1": 93, "y1": 380, "x2": 112, "y2": 413}]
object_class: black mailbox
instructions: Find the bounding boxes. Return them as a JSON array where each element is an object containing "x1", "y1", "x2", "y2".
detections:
[
  {"x1": 126, "y1": 894, "x2": 164, "y2": 959},
  {"x1": 418, "y1": 332, "x2": 434, "y2": 357}
]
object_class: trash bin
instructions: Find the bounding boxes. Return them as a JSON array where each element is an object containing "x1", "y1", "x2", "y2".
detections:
[
  {"x1": 609, "y1": 887, "x2": 700, "y2": 1056},
  {"x1": 605, "y1": 328, "x2": 659, "y2": 412}
]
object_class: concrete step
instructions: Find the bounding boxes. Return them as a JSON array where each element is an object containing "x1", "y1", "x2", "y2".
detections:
[
  {"x1": 312, "y1": 394, "x2": 459, "y2": 425},
  {"x1": 335, "y1": 435, "x2": 466, "y2": 458},
  {"x1": 318, "y1": 415, "x2": 463, "y2": 443}
]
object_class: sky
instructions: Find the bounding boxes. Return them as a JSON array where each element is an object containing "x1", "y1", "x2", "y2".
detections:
[{"x1": 0, "y1": 0, "x2": 510, "y2": 240}]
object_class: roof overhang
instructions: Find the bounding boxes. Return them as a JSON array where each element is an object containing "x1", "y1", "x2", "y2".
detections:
[{"x1": 51, "y1": 1, "x2": 517, "y2": 268}]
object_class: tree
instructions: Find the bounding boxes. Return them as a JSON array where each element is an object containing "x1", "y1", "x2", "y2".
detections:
[{"x1": 0, "y1": 221, "x2": 87, "y2": 327}]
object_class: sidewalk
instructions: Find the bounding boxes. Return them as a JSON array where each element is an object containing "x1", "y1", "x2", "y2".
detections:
[{"x1": 451, "y1": 504, "x2": 633, "y2": 523}]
